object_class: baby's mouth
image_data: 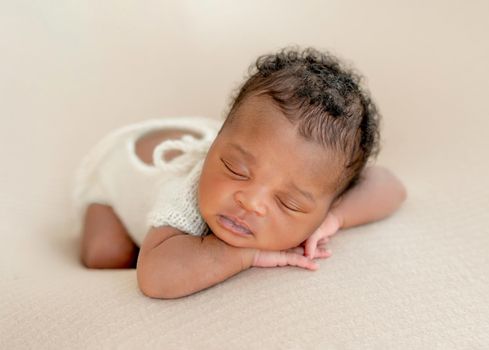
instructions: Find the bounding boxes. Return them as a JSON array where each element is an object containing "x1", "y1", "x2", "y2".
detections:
[{"x1": 217, "y1": 215, "x2": 253, "y2": 236}]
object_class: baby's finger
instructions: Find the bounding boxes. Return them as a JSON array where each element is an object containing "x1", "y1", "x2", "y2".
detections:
[
  {"x1": 317, "y1": 237, "x2": 330, "y2": 245},
  {"x1": 316, "y1": 247, "x2": 332, "y2": 259},
  {"x1": 285, "y1": 252, "x2": 319, "y2": 271},
  {"x1": 304, "y1": 239, "x2": 319, "y2": 260},
  {"x1": 317, "y1": 242, "x2": 330, "y2": 250}
]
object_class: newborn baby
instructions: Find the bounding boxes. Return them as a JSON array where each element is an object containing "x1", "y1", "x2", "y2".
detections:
[{"x1": 73, "y1": 47, "x2": 407, "y2": 299}]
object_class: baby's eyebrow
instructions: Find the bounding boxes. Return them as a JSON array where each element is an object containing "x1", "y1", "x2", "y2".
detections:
[
  {"x1": 287, "y1": 181, "x2": 316, "y2": 203},
  {"x1": 229, "y1": 143, "x2": 256, "y2": 164}
]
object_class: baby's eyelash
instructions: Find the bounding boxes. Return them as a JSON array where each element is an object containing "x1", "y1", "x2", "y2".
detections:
[
  {"x1": 221, "y1": 159, "x2": 246, "y2": 177},
  {"x1": 278, "y1": 198, "x2": 300, "y2": 212},
  {"x1": 221, "y1": 158, "x2": 302, "y2": 212}
]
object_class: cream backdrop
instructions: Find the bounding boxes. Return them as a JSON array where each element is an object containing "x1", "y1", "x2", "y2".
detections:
[{"x1": 1, "y1": 1, "x2": 488, "y2": 349}]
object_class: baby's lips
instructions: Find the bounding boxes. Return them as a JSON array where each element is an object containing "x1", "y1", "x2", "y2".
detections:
[{"x1": 222, "y1": 214, "x2": 254, "y2": 234}]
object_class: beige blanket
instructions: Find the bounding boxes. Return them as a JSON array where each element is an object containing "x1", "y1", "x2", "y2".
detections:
[{"x1": 1, "y1": 1, "x2": 488, "y2": 348}]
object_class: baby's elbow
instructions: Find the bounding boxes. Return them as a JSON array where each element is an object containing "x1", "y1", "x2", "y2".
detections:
[
  {"x1": 137, "y1": 265, "x2": 162, "y2": 299},
  {"x1": 393, "y1": 180, "x2": 407, "y2": 210},
  {"x1": 137, "y1": 268, "x2": 180, "y2": 299},
  {"x1": 136, "y1": 258, "x2": 185, "y2": 299},
  {"x1": 396, "y1": 180, "x2": 408, "y2": 205},
  {"x1": 379, "y1": 166, "x2": 408, "y2": 206}
]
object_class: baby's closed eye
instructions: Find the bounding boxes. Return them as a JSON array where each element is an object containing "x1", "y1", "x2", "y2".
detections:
[{"x1": 221, "y1": 159, "x2": 248, "y2": 178}]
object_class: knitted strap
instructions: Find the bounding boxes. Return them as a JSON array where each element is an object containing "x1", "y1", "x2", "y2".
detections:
[{"x1": 152, "y1": 135, "x2": 211, "y2": 173}]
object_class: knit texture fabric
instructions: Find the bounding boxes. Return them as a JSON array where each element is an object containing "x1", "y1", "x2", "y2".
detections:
[{"x1": 147, "y1": 158, "x2": 210, "y2": 236}]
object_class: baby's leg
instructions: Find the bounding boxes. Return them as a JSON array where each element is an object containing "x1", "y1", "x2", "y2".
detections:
[{"x1": 80, "y1": 203, "x2": 139, "y2": 269}]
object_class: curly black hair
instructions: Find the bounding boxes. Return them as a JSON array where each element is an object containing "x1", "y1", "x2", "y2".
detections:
[{"x1": 222, "y1": 46, "x2": 381, "y2": 201}]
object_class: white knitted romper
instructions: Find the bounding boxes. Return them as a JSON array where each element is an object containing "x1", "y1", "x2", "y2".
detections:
[{"x1": 71, "y1": 116, "x2": 223, "y2": 247}]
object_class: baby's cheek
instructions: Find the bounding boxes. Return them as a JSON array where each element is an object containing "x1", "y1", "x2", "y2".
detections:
[
  {"x1": 202, "y1": 184, "x2": 231, "y2": 224},
  {"x1": 197, "y1": 184, "x2": 216, "y2": 221},
  {"x1": 287, "y1": 221, "x2": 314, "y2": 248},
  {"x1": 264, "y1": 220, "x2": 299, "y2": 250}
]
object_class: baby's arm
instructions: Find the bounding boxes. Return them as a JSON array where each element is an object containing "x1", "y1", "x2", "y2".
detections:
[
  {"x1": 137, "y1": 226, "x2": 326, "y2": 299},
  {"x1": 331, "y1": 165, "x2": 407, "y2": 229},
  {"x1": 136, "y1": 226, "x2": 254, "y2": 299},
  {"x1": 304, "y1": 166, "x2": 407, "y2": 258}
]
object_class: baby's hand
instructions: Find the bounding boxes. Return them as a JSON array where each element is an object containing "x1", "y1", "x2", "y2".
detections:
[
  {"x1": 252, "y1": 246, "x2": 331, "y2": 271},
  {"x1": 302, "y1": 211, "x2": 342, "y2": 260}
]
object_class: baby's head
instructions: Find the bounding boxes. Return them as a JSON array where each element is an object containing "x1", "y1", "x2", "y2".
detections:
[{"x1": 198, "y1": 47, "x2": 380, "y2": 250}]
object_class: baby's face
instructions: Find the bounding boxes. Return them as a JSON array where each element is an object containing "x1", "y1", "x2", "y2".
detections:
[{"x1": 198, "y1": 95, "x2": 341, "y2": 251}]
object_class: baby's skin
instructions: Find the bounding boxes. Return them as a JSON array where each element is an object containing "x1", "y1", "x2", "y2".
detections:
[{"x1": 132, "y1": 94, "x2": 407, "y2": 299}]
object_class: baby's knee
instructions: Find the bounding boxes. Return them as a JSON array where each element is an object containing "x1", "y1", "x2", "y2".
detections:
[{"x1": 81, "y1": 236, "x2": 139, "y2": 269}]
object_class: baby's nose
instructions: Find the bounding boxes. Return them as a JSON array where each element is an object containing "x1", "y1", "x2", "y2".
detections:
[{"x1": 234, "y1": 190, "x2": 267, "y2": 216}]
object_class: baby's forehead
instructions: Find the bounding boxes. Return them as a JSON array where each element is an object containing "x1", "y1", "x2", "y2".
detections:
[
  {"x1": 284, "y1": 152, "x2": 343, "y2": 197},
  {"x1": 221, "y1": 94, "x2": 344, "y2": 189}
]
